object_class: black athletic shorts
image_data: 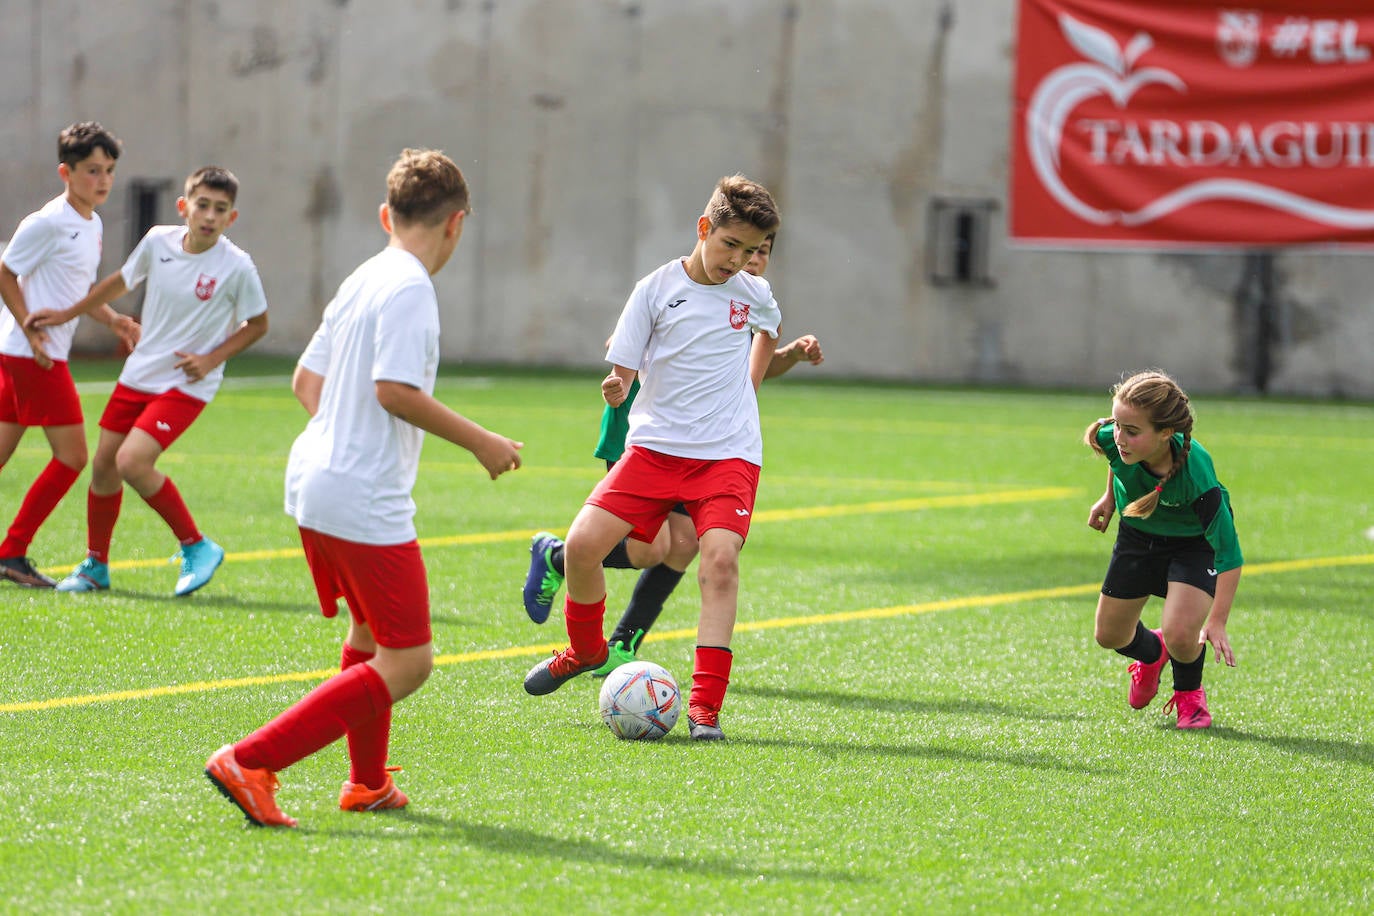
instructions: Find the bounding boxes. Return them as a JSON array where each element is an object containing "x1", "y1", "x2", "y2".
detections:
[
  {"x1": 605, "y1": 459, "x2": 689, "y2": 515},
  {"x1": 1102, "y1": 521, "x2": 1218, "y2": 599}
]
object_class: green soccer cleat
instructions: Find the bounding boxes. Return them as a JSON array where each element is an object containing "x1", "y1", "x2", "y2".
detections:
[{"x1": 591, "y1": 629, "x2": 645, "y2": 678}]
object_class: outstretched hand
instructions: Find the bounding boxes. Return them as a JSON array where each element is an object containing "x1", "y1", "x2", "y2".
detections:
[{"x1": 1200, "y1": 623, "x2": 1236, "y2": 667}]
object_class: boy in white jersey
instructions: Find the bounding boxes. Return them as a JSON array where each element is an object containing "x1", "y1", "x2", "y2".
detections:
[
  {"x1": 0, "y1": 122, "x2": 137, "y2": 587},
  {"x1": 204, "y1": 148, "x2": 522, "y2": 828},
  {"x1": 28, "y1": 166, "x2": 268, "y2": 596},
  {"x1": 523, "y1": 174, "x2": 781, "y2": 741}
]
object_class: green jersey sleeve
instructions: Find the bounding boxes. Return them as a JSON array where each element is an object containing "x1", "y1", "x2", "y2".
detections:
[{"x1": 593, "y1": 378, "x2": 641, "y2": 463}]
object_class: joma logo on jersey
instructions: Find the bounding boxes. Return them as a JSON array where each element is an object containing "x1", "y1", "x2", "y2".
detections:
[
  {"x1": 195, "y1": 274, "x2": 217, "y2": 301},
  {"x1": 728, "y1": 299, "x2": 751, "y2": 330}
]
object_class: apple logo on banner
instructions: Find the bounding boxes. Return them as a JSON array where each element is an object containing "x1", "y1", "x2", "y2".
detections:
[{"x1": 1025, "y1": 12, "x2": 1374, "y2": 230}]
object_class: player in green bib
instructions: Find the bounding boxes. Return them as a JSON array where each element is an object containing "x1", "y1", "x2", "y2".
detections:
[{"x1": 1084, "y1": 369, "x2": 1242, "y2": 729}]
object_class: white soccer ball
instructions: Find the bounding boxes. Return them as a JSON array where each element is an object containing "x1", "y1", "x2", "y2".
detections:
[{"x1": 598, "y1": 660, "x2": 681, "y2": 740}]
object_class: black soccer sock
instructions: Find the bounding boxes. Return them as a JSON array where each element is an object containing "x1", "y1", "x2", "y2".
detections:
[
  {"x1": 609, "y1": 563, "x2": 684, "y2": 646},
  {"x1": 549, "y1": 542, "x2": 566, "y2": 577},
  {"x1": 1170, "y1": 648, "x2": 1206, "y2": 692},
  {"x1": 1115, "y1": 620, "x2": 1162, "y2": 664},
  {"x1": 601, "y1": 538, "x2": 635, "y2": 569}
]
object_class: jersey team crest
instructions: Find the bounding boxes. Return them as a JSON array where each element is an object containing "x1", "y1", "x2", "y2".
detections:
[
  {"x1": 728, "y1": 299, "x2": 751, "y2": 330},
  {"x1": 195, "y1": 274, "x2": 217, "y2": 301}
]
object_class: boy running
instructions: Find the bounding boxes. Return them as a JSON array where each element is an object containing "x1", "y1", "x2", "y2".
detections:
[
  {"x1": 523, "y1": 174, "x2": 781, "y2": 741},
  {"x1": 28, "y1": 166, "x2": 268, "y2": 596},
  {"x1": 0, "y1": 122, "x2": 137, "y2": 587},
  {"x1": 205, "y1": 148, "x2": 522, "y2": 828}
]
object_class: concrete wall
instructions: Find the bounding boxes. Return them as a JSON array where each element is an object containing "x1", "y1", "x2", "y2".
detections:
[{"x1": 2, "y1": 0, "x2": 1370, "y2": 397}]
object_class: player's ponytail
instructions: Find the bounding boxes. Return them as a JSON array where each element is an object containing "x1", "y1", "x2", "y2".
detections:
[
  {"x1": 1083, "y1": 417, "x2": 1112, "y2": 455},
  {"x1": 1111, "y1": 370, "x2": 1195, "y2": 519}
]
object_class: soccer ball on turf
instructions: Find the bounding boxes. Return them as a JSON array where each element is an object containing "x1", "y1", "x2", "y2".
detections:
[{"x1": 598, "y1": 661, "x2": 681, "y2": 740}]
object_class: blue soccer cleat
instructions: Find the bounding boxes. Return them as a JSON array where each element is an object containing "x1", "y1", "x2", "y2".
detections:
[
  {"x1": 173, "y1": 537, "x2": 225, "y2": 596},
  {"x1": 522, "y1": 532, "x2": 564, "y2": 623}
]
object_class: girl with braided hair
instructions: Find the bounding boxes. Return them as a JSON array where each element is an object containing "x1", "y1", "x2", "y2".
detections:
[{"x1": 1083, "y1": 369, "x2": 1243, "y2": 728}]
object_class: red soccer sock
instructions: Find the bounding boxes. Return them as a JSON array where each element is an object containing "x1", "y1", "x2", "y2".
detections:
[
  {"x1": 86, "y1": 489, "x2": 124, "y2": 564},
  {"x1": 564, "y1": 596, "x2": 608, "y2": 661},
  {"x1": 142, "y1": 477, "x2": 201, "y2": 546},
  {"x1": 340, "y1": 643, "x2": 391, "y2": 790},
  {"x1": 690, "y1": 645, "x2": 734, "y2": 718},
  {"x1": 235, "y1": 663, "x2": 393, "y2": 774},
  {"x1": 0, "y1": 459, "x2": 81, "y2": 557}
]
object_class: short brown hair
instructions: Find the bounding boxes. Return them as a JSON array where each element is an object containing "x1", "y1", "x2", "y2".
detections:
[
  {"x1": 58, "y1": 122, "x2": 122, "y2": 168},
  {"x1": 386, "y1": 149, "x2": 469, "y2": 227},
  {"x1": 184, "y1": 166, "x2": 240, "y2": 204},
  {"x1": 704, "y1": 174, "x2": 780, "y2": 236}
]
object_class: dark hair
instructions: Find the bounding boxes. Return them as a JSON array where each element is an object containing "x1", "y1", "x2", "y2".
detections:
[
  {"x1": 386, "y1": 148, "x2": 469, "y2": 227},
  {"x1": 1082, "y1": 369, "x2": 1195, "y2": 518},
  {"x1": 58, "y1": 122, "x2": 122, "y2": 168},
  {"x1": 704, "y1": 174, "x2": 780, "y2": 236},
  {"x1": 184, "y1": 166, "x2": 240, "y2": 204}
]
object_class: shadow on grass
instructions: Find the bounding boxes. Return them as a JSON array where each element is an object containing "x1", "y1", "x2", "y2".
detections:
[
  {"x1": 310, "y1": 812, "x2": 859, "y2": 884},
  {"x1": 108, "y1": 589, "x2": 309, "y2": 615},
  {"x1": 730, "y1": 683, "x2": 1085, "y2": 723},
  {"x1": 729, "y1": 733, "x2": 1110, "y2": 774},
  {"x1": 1207, "y1": 725, "x2": 1374, "y2": 769}
]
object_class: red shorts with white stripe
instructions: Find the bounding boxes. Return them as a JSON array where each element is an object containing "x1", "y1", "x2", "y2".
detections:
[{"x1": 586, "y1": 446, "x2": 760, "y2": 544}]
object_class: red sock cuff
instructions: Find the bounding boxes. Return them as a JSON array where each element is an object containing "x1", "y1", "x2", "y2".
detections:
[
  {"x1": 340, "y1": 643, "x2": 375, "y2": 670},
  {"x1": 690, "y1": 645, "x2": 734, "y2": 714},
  {"x1": 564, "y1": 596, "x2": 607, "y2": 659}
]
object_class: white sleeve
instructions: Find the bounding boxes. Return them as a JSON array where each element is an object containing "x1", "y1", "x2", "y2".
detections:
[
  {"x1": 298, "y1": 316, "x2": 331, "y2": 376},
  {"x1": 119, "y1": 231, "x2": 156, "y2": 290},
  {"x1": 372, "y1": 281, "x2": 436, "y2": 388},
  {"x1": 605, "y1": 280, "x2": 654, "y2": 370},
  {"x1": 0, "y1": 213, "x2": 56, "y2": 277},
  {"x1": 231, "y1": 260, "x2": 269, "y2": 322}
]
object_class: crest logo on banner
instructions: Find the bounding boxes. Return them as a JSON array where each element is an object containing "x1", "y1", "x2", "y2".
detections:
[{"x1": 1012, "y1": 2, "x2": 1374, "y2": 247}]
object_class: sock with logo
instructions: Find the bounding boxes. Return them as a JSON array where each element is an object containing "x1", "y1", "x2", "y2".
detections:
[
  {"x1": 1115, "y1": 620, "x2": 1162, "y2": 664},
  {"x1": 1, "y1": 458, "x2": 81, "y2": 557},
  {"x1": 340, "y1": 643, "x2": 390, "y2": 790},
  {"x1": 142, "y1": 476, "x2": 201, "y2": 546},
  {"x1": 87, "y1": 488, "x2": 124, "y2": 564}
]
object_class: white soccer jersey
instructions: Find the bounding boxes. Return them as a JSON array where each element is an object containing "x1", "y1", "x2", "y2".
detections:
[
  {"x1": 284, "y1": 247, "x2": 441, "y2": 545},
  {"x1": 606, "y1": 258, "x2": 780, "y2": 465},
  {"x1": 0, "y1": 195, "x2": 102, "y2": 360},
  {"x1": 117, "y1": 225, "x2": 268, "y2": 402}
]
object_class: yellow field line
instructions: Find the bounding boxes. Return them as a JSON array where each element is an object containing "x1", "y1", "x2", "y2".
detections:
[
  {"x1": 60, "y1": 487, "x2": 1081, "y2": 573},
  {"x1": 3, "y1": 552, "x2": 1370, "y2": 714}
]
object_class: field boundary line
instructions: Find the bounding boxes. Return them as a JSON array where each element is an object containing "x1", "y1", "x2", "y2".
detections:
[{"x1": 4, "y1": 551, "x2": 1369, "y2": 714}]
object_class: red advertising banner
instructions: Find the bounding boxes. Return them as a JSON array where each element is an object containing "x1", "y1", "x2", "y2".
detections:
[{"x1": 1011, "y1": 0, "x2": 1374, "y2": 247}]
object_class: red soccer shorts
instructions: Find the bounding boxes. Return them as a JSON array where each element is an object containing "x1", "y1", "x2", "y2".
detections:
[
  {"x1": 298, "y1": 527, "x2": 432, "y2": 649},
  {"x1": 587, "y1": 446, "x2": 761, "y2": 543},
  {"x1": 0, "y1": 355, "x2": 83, "y2": 426},
  {"x1": 98, "y1": 383, "x2": 206, "y2": 449}
]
